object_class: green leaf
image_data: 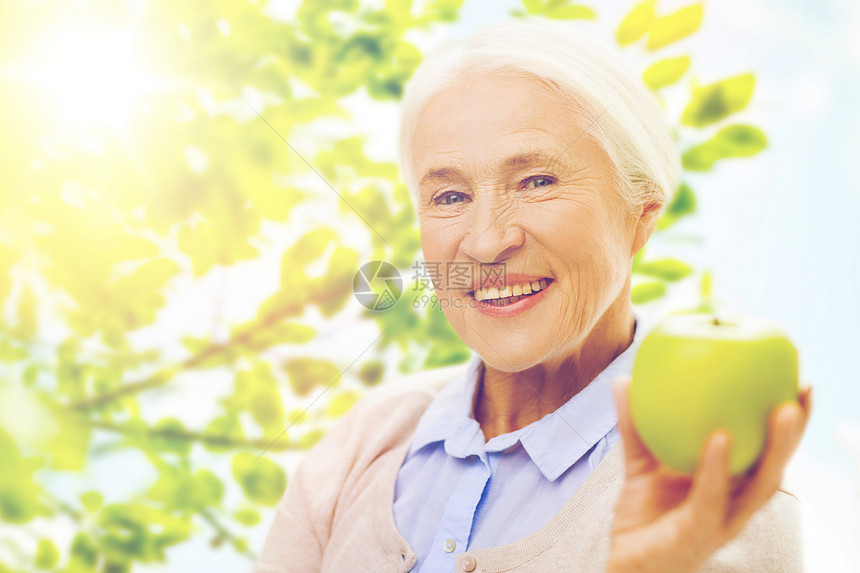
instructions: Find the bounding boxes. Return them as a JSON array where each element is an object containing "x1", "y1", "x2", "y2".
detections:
[
  {"x1": 385, "y1": 0, "x2": 415, "y2": 26},
  {"x1": 682, "y1": 74, "x2": 755, "y2": 128},
  {"x1": 23, "y1": 364, "x2": 38, "y2": 386},
  {"x1": 658, "y1": 183, "x2": 696, "y2": 230},
  {"x1": 326, "y1": 391, "x2": 359, "y2": 418},
  {"x1": 523, "y1": 0, "x2": 543, "y2": 15},
  {"x1": 421, "y1": 0, "x2": 464, "y2": 21},
  {"x1": 242, "y1": 322, "x2": 316, "y2": 349},
  {"x1": 281, "y1": 229, "x2": 337, "y2": 287},
  {"x1": 315, "y1": 249, "x2": 360, "y2": 317},
  {"x1": 232, "y1": 453, "x2": 287, "y2": 506},
  {"x1": 668, "y1": 183, "x2": 696, "y2": 217},
  {"x1": 632, "y1": 245, "x2": 647, "y2": 272},
  {"x1": 99, "y1": 504, "x2": 190, "y2": 562},
  {"x1": 35, "y1": 539, "x2": 59, "y2": 568},
  {"x1": 229, "y1": 365, "x2": 284, "y2": 434},
  {"x1": 682, "y1": 124, "x2": 767, "y2": 170},
  {"x1": 424, "y1": 342, "x2": 471, "y2": 369},
  {"x1": 284, "y1": 357, "x2": 341, "y2": 396},
  {"x1": 647, "y1": 4, "x2": 703, "y2": 50},
  {"x1": 108, "y1": 258, "x2": 179, "y2": 329},
  {"x1": 643, "y1": 56, "x2": 690, "y2": 90},
  {"x1": 70, "y1": 533, "x2": 98, "y2": 567},
  {"x1": 358, "y1": 360, "x2": 384, "y2": 386},
  {"x1": 635, "y1": 258, "x2": 693, "y2": 281},
  {"x1": 81, "y1": 491, "x2": 103, "y2": 512},
  {"x1": 150, "y1": 418, "x2": 191, "y2": 456},
  {"x1": 299, "y1": 429, "x2": 324, "y2": 449},
  {"x1": 544, "y1": 3, "x2": 595, "y2": 19},
  {"x1": 234, "y1": 508, "x2": 260, "y2": 525},
  {"x1": 0, "y1": 339, "x2": 27, "y2": 361},
  {"x1": 104, "y1": 561, "x2": 130, "y2": 573},
  {"x1": 48, "y1": 409, "x2": 92, "y2": 470},
  {"x1": 617, "y1": 0, "x2": 655, "y2": 45},
  {"x1": 193, "y1": 470, "x2": 224, "y2": 507},
  {"x1": 700, "y1": 269, "x2": 714, "y2": 299},
  {"x1": 203, "y1": 415, "x2": 243, "y2": 454},
  {"x1": 0, "y1": 429, "x2": 42, "y2": 524},
  {"x1": 631, "y1": 281, "x2": 666, "y2": 304},
  {"x1": 148, "y1": 468, "x2": 223, "y2": 510}
]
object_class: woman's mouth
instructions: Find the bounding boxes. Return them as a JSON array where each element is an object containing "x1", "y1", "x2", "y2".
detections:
[{"x1": 471, "y1": 278, "x2": 554, "y2": 307}]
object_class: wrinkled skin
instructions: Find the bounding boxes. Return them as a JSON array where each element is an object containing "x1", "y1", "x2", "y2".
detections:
[{"x1": 410, "y1": 71, "x2": 813, "y2": 570}]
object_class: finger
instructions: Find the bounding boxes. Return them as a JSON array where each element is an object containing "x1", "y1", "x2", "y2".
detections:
[
  {"x1": 611, "y1": 375, "x2": 658, "y2": 474},
  {"x1": 684, "y1": 430, "x2": 731, "y2": 539},
  {"x1": 797, "y1": 385, "x2": 813, "y2": 434},
  {"x1": 730, "y1": 388, "x2": 811, "y2": 495},
  {"x1": 726, "y1": 401, "x2": 803, "y2": 533}
]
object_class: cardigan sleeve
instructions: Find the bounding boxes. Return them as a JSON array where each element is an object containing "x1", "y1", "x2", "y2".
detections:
[
  {"x1": 251, "y1": 404, "x2": 365, "y2": 573},
  {"x1": 250, "y1": 368, "x2": 456, "y2": 573},
  {"x1": 700, "y1": 488, "x2": 804, "y2": 573}
]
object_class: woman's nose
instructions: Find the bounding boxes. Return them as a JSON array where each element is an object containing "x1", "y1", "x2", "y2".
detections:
[{"x1": 461, "y1": 196, "x2": 525, "y2": 264}]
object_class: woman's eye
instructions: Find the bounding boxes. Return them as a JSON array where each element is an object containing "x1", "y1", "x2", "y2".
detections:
[
  {"x1": 524, "y1": 176, "x2": 555, "y2": 189},
  {"x1": 434, "y1": 192, "x2": 468, "y2": 205}
]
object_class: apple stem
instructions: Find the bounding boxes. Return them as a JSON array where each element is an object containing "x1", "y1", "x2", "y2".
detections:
[{"x1": 712, "y1": 317, "x2": 721, "y2": 326}]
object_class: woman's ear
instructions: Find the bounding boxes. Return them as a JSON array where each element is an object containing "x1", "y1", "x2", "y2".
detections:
[{"x1": 630, "y1": 199, "x2": 662, "y2": 259}]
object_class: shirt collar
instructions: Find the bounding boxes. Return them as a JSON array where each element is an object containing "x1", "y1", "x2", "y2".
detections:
[{"x1": 408, "y1": 314, "x2": 648, "y2": 480}]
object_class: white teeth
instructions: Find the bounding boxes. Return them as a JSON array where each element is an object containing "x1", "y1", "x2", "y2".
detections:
[{"x1": 472, "y1": 279, "x2": 551, "y2": 301}]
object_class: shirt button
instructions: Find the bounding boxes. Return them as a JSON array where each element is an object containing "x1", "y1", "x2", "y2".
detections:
[
  {"x1": 462, "y1": 555, "x2": 477, "y2": 571},
  {"x1": 443, "y1": 538, "x2": 456, "y2": 553}
]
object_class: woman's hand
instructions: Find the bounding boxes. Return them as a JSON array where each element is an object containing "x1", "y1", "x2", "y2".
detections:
[{"x1": 606, "y1": 375, "x2": 813, "y2": 573}]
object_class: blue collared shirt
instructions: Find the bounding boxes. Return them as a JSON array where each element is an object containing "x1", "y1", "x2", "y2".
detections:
[{"x1": 392, "y1": 317, "x2": 645, "y2": 572}]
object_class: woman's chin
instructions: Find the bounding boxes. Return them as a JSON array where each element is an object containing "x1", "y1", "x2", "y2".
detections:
[
  {"x1": 443, "y1": 301, "x2": 559, "y2": 372},
  {"x1": 465, "y1": 333, "x2": 550, "y2": 374}
]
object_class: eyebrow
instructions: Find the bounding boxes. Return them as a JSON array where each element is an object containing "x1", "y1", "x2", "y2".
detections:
[
  {"x1": 418, "y1": 167, "x2": 462, "y2": 188},
  {"x1": 501, "y1": 152, "x2": 556, "y2": 170},
  {"x1": 417, "y1": 152, "x2": 558, "y2": 188}
]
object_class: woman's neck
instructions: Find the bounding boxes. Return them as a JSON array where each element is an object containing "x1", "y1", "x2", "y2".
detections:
[{"x1": 473, "y1": 302, "x2": 636, "y2": 441}]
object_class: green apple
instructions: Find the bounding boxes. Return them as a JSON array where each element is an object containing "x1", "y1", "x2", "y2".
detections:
[{"x1": 629, "y1": 313, "x2": 799, "y2": 475}]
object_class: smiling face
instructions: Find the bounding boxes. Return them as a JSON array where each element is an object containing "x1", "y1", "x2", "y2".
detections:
[{"x1": 411, "y1": 71, "x2": 656, "y2": 373}]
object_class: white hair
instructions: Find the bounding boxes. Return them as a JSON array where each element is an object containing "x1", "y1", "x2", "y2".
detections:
[{"x1": 397, "y1": 17, "x2": 681, "y2": 216}]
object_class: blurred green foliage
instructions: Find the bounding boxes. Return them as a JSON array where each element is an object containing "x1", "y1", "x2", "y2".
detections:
[{"x1": 0, "y1": 0, "x2": 766, "y2": 570}]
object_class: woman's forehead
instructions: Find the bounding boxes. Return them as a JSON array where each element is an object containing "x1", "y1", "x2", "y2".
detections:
[
  {"x1": 419, "y1": 73, "x2": 573, "y2": 131},
  {"x1": 411, "y1": 78, "x2": 600, "y2": 183}
]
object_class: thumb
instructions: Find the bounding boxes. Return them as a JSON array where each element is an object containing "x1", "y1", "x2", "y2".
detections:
[{"x1": 612, "y1": 375, "x2": 657, "y2": 474}]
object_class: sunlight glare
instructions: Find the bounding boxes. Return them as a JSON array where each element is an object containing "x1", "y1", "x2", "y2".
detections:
[{"x1": 12, "y1": 20, "x2": 164, "y2": 132}]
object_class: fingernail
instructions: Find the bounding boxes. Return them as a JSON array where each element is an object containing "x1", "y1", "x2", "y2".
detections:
[
  {"x1": 711, "y1": 431, "x2": 729, "y2": 454},
  {"x1": 711, "y1": 432, "x2": 730, "y2": 470},
  {"x1": 788, "y1": 401, "x2": 803, "y2": 418}
]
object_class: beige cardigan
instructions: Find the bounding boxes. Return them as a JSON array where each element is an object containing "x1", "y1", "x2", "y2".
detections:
[{"x1": 254, "y1": 363, "x2": 802, "y2": 573}]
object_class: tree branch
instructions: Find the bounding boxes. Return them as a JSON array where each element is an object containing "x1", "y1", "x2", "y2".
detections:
[
  {"x1": 86, "y1": 418, "x2": 299, "y2": 452},
  {"x1": 200, "y1": 508, "x2": 258, "y2": 561},
  {"x1": 69, "y1": 304, "x2": 296, "y2": 410}
]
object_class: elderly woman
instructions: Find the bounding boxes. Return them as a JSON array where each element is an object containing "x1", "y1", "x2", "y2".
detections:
[{"x1": 254, "y1": 18, "x2": 812, "y2": 573}]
